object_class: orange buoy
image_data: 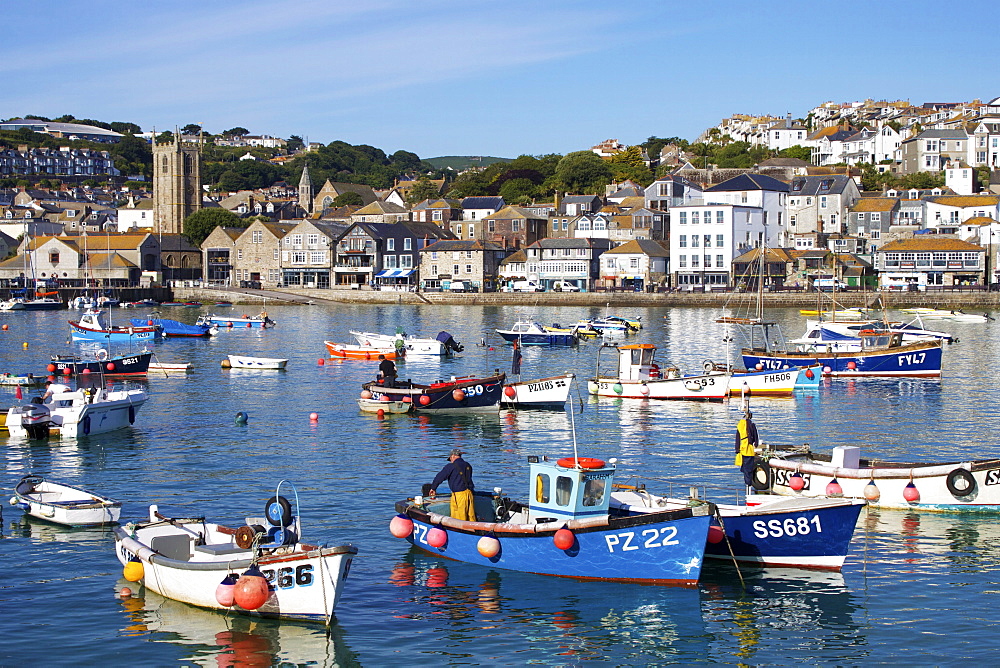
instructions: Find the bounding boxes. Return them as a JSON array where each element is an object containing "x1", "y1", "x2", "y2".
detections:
[
  {"x1": 360, "y1": 390, "x2": 373, "y2": 400},
  {"x1": 377, "y1": 408, "x2": 385, "y2": 417},
  {"x1": 789, "y1": 472, "x2": 806, "y2": 491},
  {"x1": 233, "y1": 565, "x2": 269, "y2": 610},
  {"x1": 477, "y1": 535, "x2": 501, "y2": 558},
  {"x1": 309, "y1": 412, "x2": 319, "y2": 421},
  {"x1": 707, "y1": 525, "x2": 725, "y2": 544},
  {"x1": 504, "y1": 386, "x2": 516, "y2": 398},
  {"x1": 826, "y1": 478, "x2": 843, "y2": 496},
  {"x1": 419, "y1": 395, "x2": 431, "y2": 405},
  {"x1": 452, "y1": 389, "x2": 466, "y2": 402},
  {"x1": 63, "y1": 367, "x2": 72, "y2": 376},
  {"x1": 47, "y1": 363, "x2": 56, "y2": 373}
]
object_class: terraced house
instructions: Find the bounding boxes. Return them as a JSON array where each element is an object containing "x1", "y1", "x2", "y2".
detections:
[{"x1": 874, "y1": 237, "x2": 985, "y2": 290}]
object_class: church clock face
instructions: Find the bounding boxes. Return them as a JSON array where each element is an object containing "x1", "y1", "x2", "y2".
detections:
[{"x1": 186, "y1": 183, "x2": 196, "y2": 197}]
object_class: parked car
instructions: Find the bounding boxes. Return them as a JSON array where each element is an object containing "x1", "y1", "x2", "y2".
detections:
[
  {"x1": 239, "y1": 280, "x2": 262, "y2": 290},
  {"x1": 814, "y1": 279, "x2": 847, "y2": 291},
  {"x1": 552, "y1": 281, "x2": 580, "y2": 292},
  {"x1": 511, "y1": 281, "x2": 542, "y2": 292}
]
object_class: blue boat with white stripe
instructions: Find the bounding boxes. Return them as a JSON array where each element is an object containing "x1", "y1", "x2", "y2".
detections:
[{"x1": 391, "y1": 455, "x2": 712, "y2": 584}]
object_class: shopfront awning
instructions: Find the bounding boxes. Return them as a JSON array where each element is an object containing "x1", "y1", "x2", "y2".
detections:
[{"x1": 375, "y1": 269, "x2": 415, "y2": 278}]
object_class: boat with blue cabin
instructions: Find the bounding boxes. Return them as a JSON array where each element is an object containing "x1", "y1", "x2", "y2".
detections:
[
  {"x1": 130, "y1": 314, "x2": 217, "y2": 337},
  {"x1": 391, "y1": 455, "x2": 712, "y2": 583},
  {"x1": 207, "y1": 313, "x2": 276, "y2": 329},
  {"x1": 495, "y1": 320, "x2": 577, "y2": 346},
  {"x1": 69, "y1": 309, "x2": 161, "y2": 343}
]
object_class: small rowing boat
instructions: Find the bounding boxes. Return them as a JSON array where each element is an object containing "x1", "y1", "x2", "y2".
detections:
[
  {"x1": 325, "y1": 341, "x2": 400, "y2": 360},
  {"x1": 10, "y1": 475, "x2": 121, "y2": 526},
  {"x1": 223, "y1": 356, "x2": 288, "y2": 370}
]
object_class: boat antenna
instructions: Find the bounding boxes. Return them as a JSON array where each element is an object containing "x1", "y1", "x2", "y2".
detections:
[{"x1": 568, "y1": 376, "x2": 580, "y2": 468}]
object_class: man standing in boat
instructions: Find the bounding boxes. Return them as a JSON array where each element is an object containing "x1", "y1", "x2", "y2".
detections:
[
  {"x1": 734, "y1": 410, "x2": 759, "y2": 489},
  {"x1": 428, "y1": 448, "x2": 477, "y2": 521},
  {"x1": 377, "y1": 355, "x2": 397, "y2": 387}
]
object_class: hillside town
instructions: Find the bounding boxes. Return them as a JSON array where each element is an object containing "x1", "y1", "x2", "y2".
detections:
[{"x1": 2, "y1": 96, "x2": 1000, "y2": 296}]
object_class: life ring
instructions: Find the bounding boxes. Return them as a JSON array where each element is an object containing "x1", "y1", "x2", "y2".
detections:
[
  {"x1": 805, "y1": 347, "x2": 817, "y2": 353},
  {"x1": 649, "y1": 364, "x2": 660, "y2": 379},
  {"x1": 750, "y1": 462, "x2": 772, "y2": 491},
  {"x1": 946, "y1": 468, "x2": 976, "y2": 497},
  {"x1": 859, "y1": 329, "x2": 875, "y2": 336},
  {"x1": 96, "y1": 349, "x2": 108, "y2": 361},
  {"x1": 557, "y1": 457, "x2": 606, "y2": 469},
  {"x1": 703, "y1": 360, "x2": 715, "y2": 374}
]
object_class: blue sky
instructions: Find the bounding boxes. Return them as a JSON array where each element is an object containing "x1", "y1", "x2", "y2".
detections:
[{"x1": 6, "y1": 0, "x2": 995, "y2": 159}]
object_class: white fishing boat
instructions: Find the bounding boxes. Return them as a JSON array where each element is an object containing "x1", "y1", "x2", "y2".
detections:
[
  {"x1": 901, "y1": 309, "x2": 990, "y2": 323},
  {"x1": 761, "y1": 445, "x2": 1000, "y2": 512},
  {"x1": 113, "y1": 484, "x2": 357, "y2": 624},
  {"x1": 224, "y1": 355, "x2": 288, "y2": 370},
  {"x1": 587, "y1": 343, "x2": 729, "y2": 401},
  {"x1": 502, "y1": 373, "x2": 575, "y2": 409},
  {"x1": 350, "y1": 329, "x2": 463, "y2": 356},
  {"x1": 5, "y1": 384, "x2": 148, "y2": 439},
  {"x1": 10, "y1": 475, "x2": 121, "y2": 526}
]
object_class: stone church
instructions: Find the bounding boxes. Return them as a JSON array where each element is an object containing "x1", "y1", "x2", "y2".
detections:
[{"x1": 153, "y1": 132, "x2": 202, "y2": 234}]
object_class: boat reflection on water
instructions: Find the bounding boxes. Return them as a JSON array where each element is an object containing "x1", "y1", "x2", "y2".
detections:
[
  {"x1": 5, "y1": 515, "x2": 116, "y2": 543},
  {"x1": 116, "y1": 588, "x2": 359, "y2": 667},
  {"x1": 860, "y1": 507, "x2": 1000, "y2": 570},
  {"x1": 387, "y1": 551, "x2": 709, "y2": 662}
]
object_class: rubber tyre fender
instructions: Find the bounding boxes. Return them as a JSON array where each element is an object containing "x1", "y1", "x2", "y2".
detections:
[
  {"x1": 946, "y1": 468, "x2": 976, "y2": 497},
  {"x1": 750, "y1": 461, "x2": 772, "y2": 491},
  {"x1": 82, "y1": 415, "x2": 91, "y2": 435},
  {"x1": 264, "y1": 495, "x2": 293, "y2": 527}
]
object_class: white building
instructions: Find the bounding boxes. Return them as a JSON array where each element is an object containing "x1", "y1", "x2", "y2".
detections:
[
  {"x1": 668, "y1": 203, "x2": 765, "y2": 288},
  {"x1": 702, "y1": 173, "x2": 788, "y2": 246}
]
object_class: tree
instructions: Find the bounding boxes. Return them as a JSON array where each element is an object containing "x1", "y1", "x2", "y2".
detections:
[
  {"x1": 554, "y1": 151, "x2": 612, "y2": 193},
  {"x1": 332, "y1": 191, "x2": 364, "y2": 207},
  {"x1": 498, "y1": 177, "x2": 537, "y2": 204},
  {"x1": 184, "y1": 208, "x2": 243, "y2": 246},
  {"x1": 406, "y1": 177, "x2": 443, "y2": 205},
  {"x1": 155, "y1": 130, "x2": 174, "y2": 144},
  {"x1": 181, "y1": 124, "x2": 203, "y2": 135},
  {"x1": 287, "y1": 135, "x2": 304, "y2": 152},
  {"x1": 110, "y1": 121, "x2": 142, "y2": 135},
  {"x1": 225, "y1": 127, "x2": 250, "y2": 137},
  {"x1": 778, "y1": 145, "x2": 812, "y2": 162}
]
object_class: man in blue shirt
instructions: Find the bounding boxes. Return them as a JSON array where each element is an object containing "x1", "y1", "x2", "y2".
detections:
[{"x1": 429, "y1": 448, "x2": 476, "y2": 521}]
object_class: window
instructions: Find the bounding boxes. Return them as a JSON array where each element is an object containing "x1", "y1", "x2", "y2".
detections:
[
  {"x1": 455, "y1": 224, "x2": 462, "y2": 237},
  {"x1": 310, "y1": 252, "x2": 324, "y2": 264},
  {"x1": 292, "y1": 234, "x2": 302, "y2": 247},
  {"x1": 563, "y1": 248, "x2": 571, "y2": 256},
  {"x1": 716, "y1": 254, "x2": 724, "y2": 267},
  {"x1": 387, "y1": 238, "x2": 395, "y2": 251},
  {"x1": 630, "y1": 257, "x2": 639, "y2": 269},
  {"x1": 292, "y1": 251, "x2": 305, "y2": 264},
  {"x1": 692, "y1": 211, "x2": 700, "y2": 225},
  {"x1": 468, "y1": 225, "x2": 475, "y2": 238},
  {"x1": 67, "y1": 210, "x2": 76, "y2": 217},
  {"x1": 704, "y1": 254, "x2": 711, "y2": 268},
  {"x1": 401, "y1": 255, "x2": 413, "y2": 268},
  {"x1": 806, "y1": 197, "x2": 812, "y2": 205},
  {"x1": 452, "y1": 264, "x2": 459, "y2": 274},
  {"x1": 49, "y1": 252, "x2": 59, "y2": 263},
  {"x1": 716, "y1": 234, "x2": 724, "y2": 247},
  {"x1": 465, "y1": 264, "x2": 472, "y2": 273},
  {"x1": 704, "y1": 235, "x2": 711, "y2": 248},
  {"x1": 466, "y1": 251, "x2": 473, "y2": 259},
  {"x1": 857, "y1": 212, "x2": 864, "y2": 220},
  {"x1": 562, "y1": 219, "x2": 568, "y2": 230},
  {"x1": 535, "y1": 474, "x2": 550, "y2": 503},
  {"x1": 555, "y1": 476, "x2": 573, "y2": 506},
  {"x1": 404, "y1": 238, "x2": 412, "y2": 251},
  {"x1": 716, "y1": 210, "x2": 724, "y2": 224},
  {"x1": 679, "y1": 255, "x2": 687, "y2": 268},
  {"x1": 307, "y1": 234, "x2": 319, "y2": 247},
  {"x1": 691, "y1": 254, "x2": 699, "y2": 267},
  {"x1": 430, "y1": 264, "x2": 437, "y2": 274},
  {"x1": 582, "y1": 478, "x2": 606, "y2": 506},
  {"x1": 384, "y1": 255, "x2": 397, "y2": 268},
  {"x1": 237, "y1": 249, "x2": 243, "y2": 260},
  {"x1": 820, "y1": 197, "x2": 827, "y2": 208},
  {"x1": 679, "y1": 211, "x2": 687, "y2": 224},
  {"x1": 272, "y1": 249, "x2": 278, "y2": 260},
  {"x1": 553, "y1": 220, "x2": 559, "y2": 231},
  {"x1": 679, "y1": 234, "x2": 687, "y2": 248},
  {"x1": 870, "y1": 213, "x2": 878, "y2": 222},
  {"x1": 691, "y1": 235, "x2": 699, "y2": 248},
  {"x1": 432, "y1": 210, "x2": 442, "y2": 221},
  {"x1": 252, "y1": 230, "x2": 262, "y2": 243},
  {"x1": 431, "y1": 251, "x2": 438, "y2": 260}
]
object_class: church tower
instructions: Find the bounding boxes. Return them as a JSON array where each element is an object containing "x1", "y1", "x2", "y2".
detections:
[
  {"x1": 298, "y1": 163, "x2": 313, "y2": 215},
  {"x1": 153, "y1": 130, "x2": 202, "y2": 234}
]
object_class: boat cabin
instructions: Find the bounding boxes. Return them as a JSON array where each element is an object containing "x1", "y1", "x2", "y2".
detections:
[
  {"x1": 859, "y1": 331, "x2": 903, "y2": 350},
  {"x1": 77, "y1": 309, "x2": 110, "y2": 330},
  {"x1": 527, "y1": 455, "x2": 616, "y2": 521},
  {"x1": 607, "y1": 343, "x2": 676, "y2": 381}
]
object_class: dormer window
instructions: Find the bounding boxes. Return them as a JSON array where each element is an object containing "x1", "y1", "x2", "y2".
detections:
[{"x1": 67, "y1": 210, "x2": 76, "y2": 217}]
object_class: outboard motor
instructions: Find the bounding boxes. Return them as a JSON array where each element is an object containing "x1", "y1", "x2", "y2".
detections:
[
  {"x1": 436, "y1": 331, "x2": 464, "y2": 354},
  {"x1": 20, "y1": 400, "x2": 51, "y2": 440}
]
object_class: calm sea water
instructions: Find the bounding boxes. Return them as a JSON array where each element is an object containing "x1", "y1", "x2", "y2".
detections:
[{"x1": 1, "y1": 304, "x2": 999, "y2": 666}]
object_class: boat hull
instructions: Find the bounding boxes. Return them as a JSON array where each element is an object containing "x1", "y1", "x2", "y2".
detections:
[
  {"x1": 611, "y1": 490, "x2": 864, "y2": 570},
  {"x1": 728, "y1": 366, "x2": 821, "y2": 396},
  {"x1": 766, "y1": 452, "x2": 1000, "y2": 512},
  {"x1": 396, "y1": 504, "x2": 710, "y2": 584},
  {"x1": 501, "y1": 374, "x2": 574, "y2": 409},
  {"x1": 351, "y1": 331, "x2": 447, "y2": 356},
  {"x1": 227, "y1": 355, "x2": 287, "y2": 369},
  {"x1": 363, "y1": 374, "x2": 505, "y2": 414},
  {"x1": 209, "y1": 315, "x2": 275, "y2": 328},
  {"x1": 114, "y1": 530, "x2": 356, "y2": 623},
  {"x1": 588, "y1": 374, "x2": 728, "y2": 401},
  {"x1": 358, "y1": 398, "x2": 412, "y2": 413},
  {"x1": 50, "y1": 351, "x2": 152, "y2": 377},
  {"x1": 741, "y1": 340, "x2": 943, "y2": 377},
  {"x1": 130, "y1": 318, "x2": 213, "y2": 337},
  {"x1": 496, "y1": 331, "x2": 577, "y2": 346},
  {"x1": 6, "y1": 388, "x2": 147, "y2": 439},
  {"x1": 325, "y1": 341, "x2": 400, "y2": 360}
]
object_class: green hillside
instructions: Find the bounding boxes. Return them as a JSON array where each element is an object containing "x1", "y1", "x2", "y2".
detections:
[{"x1": 426, "y1": 155, "x2": 511, "y2": 171}]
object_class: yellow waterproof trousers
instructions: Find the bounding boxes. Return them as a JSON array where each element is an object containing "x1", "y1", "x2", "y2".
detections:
[{"x1": 450, "y1": 489, "x2": 477, "y2": 521}]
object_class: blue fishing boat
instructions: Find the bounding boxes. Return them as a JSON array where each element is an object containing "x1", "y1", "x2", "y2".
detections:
[
  {"x1": 69, "y1": 310, "x2": 161, "y2": 343},
  {"x1": 739, "y1": 319, "x2": 943, "y2": 378},
  {"x1": 610, "y1": 487, "x2": 865, "y2": 570},
  {"x1": 495, "y1": 320, "x2": 577, "y2": 346},
  {"x1": 363, "y1": 373, "x2": 505, "y2": 414},
  {"x1": 391, "y1": 455, "x2": 712, "y2": 583},
  {"x1": 129, "y1": 315, "x2": 216, "y2": 337},
  {"x1": 207, "y1": 312, "x2": 275, "y2": 329}
]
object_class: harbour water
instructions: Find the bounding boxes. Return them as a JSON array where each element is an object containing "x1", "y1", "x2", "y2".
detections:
[{"x1": 2, "y1": 303, "x2": 999, "y2": 665}]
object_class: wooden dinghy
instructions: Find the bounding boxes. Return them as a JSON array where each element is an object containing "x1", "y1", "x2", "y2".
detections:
[{"x1": 10, "y1": 475, "x2": 121, "y2": 526}]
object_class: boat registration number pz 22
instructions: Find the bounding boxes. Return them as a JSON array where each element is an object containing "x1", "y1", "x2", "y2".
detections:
[{"x1": 604, "y1": 527, "x2": 679, "y2": 553}]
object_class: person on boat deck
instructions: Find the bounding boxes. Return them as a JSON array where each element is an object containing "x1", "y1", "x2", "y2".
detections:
[
  {"x1": 377, "y1": 355, "x2": 397, "y2": 387},
  {"x1": 734, "y1": 410, "x2": 760, "y2": 487},
  {"x1": 42, "y1": 380, "x2": 70, "y2": 403},
  {"x1": 429, "y1": 448, "x2": 477, "y2": 521}
]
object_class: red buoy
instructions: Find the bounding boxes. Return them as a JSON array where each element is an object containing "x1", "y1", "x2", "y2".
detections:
[
  {"x1": 419, "y1": 395, "x2": 431, "y2": 406},
  {"x1": 503, "y1": 386, "x2": 516, "y2": 398},
  {"x1": 826, "y1": 478, "x2": 843, "y2": 496},
  {"x1": 233, "y1": 565, "x2": 270, "y2": 610},
  {"x1": 789, "y1": 472, "x2": 806, "y2": 491},
  {"x1": 106, "y1": 362, "x2": 115, "y2": 371},
  {"x1": 215, "y1": 574, "x2": 237, "y2": 607},
  {"x1": 63, "y1": 367, "x2": 72, "y2": 376},
  {"x1": 707, "y1": 525, "x2": 725, "y2": 544},
  {"x1": 427, "y1": 527, "x2": 447, "y2": 548},
  {"x1": 401, "y1": 395, "x2": 412, "y2": 403},
  {"x1": 903, "y1": 482, "x2": 920, "y2": 503},
  {"x1": 847, "y1": 361, "x2": 857, "y2": 370},
  {"x1": 380, "y1": 394, "x2": 392, "y2": 402},
  {"x1": 82, "y1": 368, "x2": 91, "y2": 375},
  {"x1": 318, "y1": 358, "x2": 325, "y2": 366},
  {"x1": 553, "y1": 528, "x2": 575, "y2": 550},
  {"x1": 46, "y1": 364, "x2": 56, "y2": 373},
  {"x1": 389, "y1": 514, "x2": 414, "y2": 538},
  {"x1": 805, "y1": 368, "x2": 815, "y2": 379},
  {"x1": 376, "y1": 409, "x2": 384, "y2": 417}
]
